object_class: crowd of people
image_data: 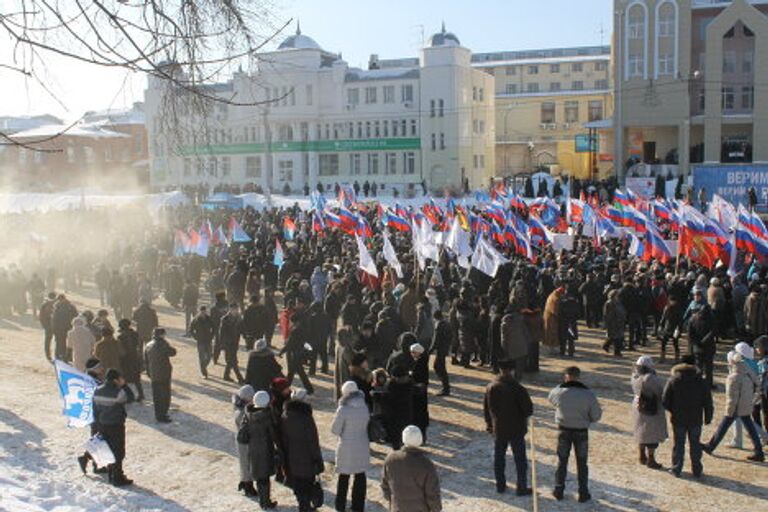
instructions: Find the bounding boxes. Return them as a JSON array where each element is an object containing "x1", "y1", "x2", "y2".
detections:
[{"x1": 2, "y1": 190, "x2": 768, "y2": 511}]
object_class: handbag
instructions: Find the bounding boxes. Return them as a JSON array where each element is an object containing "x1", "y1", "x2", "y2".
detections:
[
  {"x1": 310, "y1": 478, "x2": 324, "y2": 508},
  {"x1": 236, "y1": 416, "x2": 250, "y2": 444},
  {"x1": 85, "y1": 434, "x2": 115, "y2": 467},
  {"x1": 637, "y1": 393, "x2": 658, "y2": 416}
]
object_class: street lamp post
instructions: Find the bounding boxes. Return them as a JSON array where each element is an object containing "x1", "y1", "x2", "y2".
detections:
[{"x1": 684, "y1": 70, "x2": 701, "y2": 182}]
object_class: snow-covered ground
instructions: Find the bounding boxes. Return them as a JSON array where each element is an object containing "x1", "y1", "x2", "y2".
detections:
[{"x1": 1, "y1": 284, "x2": 766, "y2": 512}]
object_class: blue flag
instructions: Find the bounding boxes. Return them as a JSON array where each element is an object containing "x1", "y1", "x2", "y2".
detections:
[
  {"x1": 273, "y1": 240, "x2": 284, "y2": 269},
  {"x1": 54, "y1": 360, "x2": 97, "y2": 428}
]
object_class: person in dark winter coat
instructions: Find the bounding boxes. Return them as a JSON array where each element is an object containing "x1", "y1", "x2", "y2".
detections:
[
  {"x1": 431, "y1": 310, "x2": 452, "y2": 396},
  {"x1": 484, "y1": 360, "x2": 534, "y2": 495},
  {"x1": 132, "y1": 299, "x2": 158, "y2": 351},
  {"x1": 307, "y1": 301, "x2": 332, "y2": 375},
  {"x1": 334, "y1": 326, "x2": 357, "y2": 400},
  {"x1": 219, "y1": 303, "x2": 245, "y2": 383},
  {"x1": 658, "y1": 295, "x2": 684, "y2": 362},
  {"x1": 500, "y1": 305, "x2": 530, "y2": 380},
  {"x1": 116, "y1": 319, "x2": 144, "y2": 401},
  {"x1": 687, "y1": 292, "x2": 716, "y2": 390},
  {"x1": 662, "y1": 355, "x2": 714, "y2": 477},
  {"x1": 281, "y1": 390, "x2": 324, "y2": 512},
  {"x1": 602, "y1": 290, "x2": 626, "y2": 357},
  {"x1": 381, "y1": 425, "x2": 442, "y2": 512},
  {"x1": 209, "y1": 292, "x2": 229, "y2": 364},
  {"x1": 39, "y1": 292, "x2": 56, "y2": 360},
  {"x1": 52, "y1": 294, "x2": 78, "y2": 361},
  {"x1": 94, "y1": 326, "x2": 123, "y2": 374},
  {"x1": 143, "y1": 328, "x2": 176, "y2": 423},
  {"x1": 241, "y1": 294, "x2": 264, "y2": 351},
  {"x1": 280, "y1": 300, "x2": 314, "y2": 394},
  {"x1": 182, "y1": 280, "x2": 199, "y2": 336},
  {"x1": 93, "y1": 369, "x2": 135, "y2": 486},
  {"x1": 190, "y1": 306, "x2": 215, "y2": 378},
  {"x1": 373, "y1": 307, "x2": 403, "y2": 369},
  {"x1": 245, "y1": 339, "x2": 284, "y2": 392},
  {"x1": 241, "y1": 390, "x2": 279, "y2": 509},
  {"x1": 384, "y1": 365, "x2": 415, "y2": 449}
]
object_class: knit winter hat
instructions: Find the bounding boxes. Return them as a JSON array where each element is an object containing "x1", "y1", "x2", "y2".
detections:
[
  {"x1": 291, "y1": 388, "x2": 308, "y2": 402},
  {"x1": 409, "y1": 343, "x2": 425, "y2": 355},
  {"x1": 253, "y1": 391, "x2": 271, "y2": 408},
  {"x1": 341, "y1": 381, "x2": 358, "y2": 397},
  {"x1": 635, "y1": 356, "x2": 654, "y2": 369},
  {"x1": 734, "y1": 342, "x2": 754, "y2": 360},
  {"x1": 271, "y1": 377, "x2": 290, "y2": 393},
  {"x1": 254, "y1": 338, "x2": 267, "y2": 352},
  {"x1": 402, "y1": 425, "x2": 423, "y2": 447},
  {"x1": 237, "y1": 385, "x2": 255, "y2": 402}
]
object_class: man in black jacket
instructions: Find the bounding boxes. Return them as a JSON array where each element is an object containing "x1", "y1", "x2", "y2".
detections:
[
  {"x1": 209, "y1": 292, "x2": 228, "y2": 365},
  {"x1": 687, "y1": 292, "x2": 716, "y2": 390},
  {"x1": 219, "y1": 303, "x2": 245, "y2": 383},
  {"x1": 144, "y1": 328, "x2": 177, "y2": 423},
  {"x1": 484, "y1": 360, "x2": 534, "y2": 496},
  {"x1": 93, "y1": 368, "x2": 135, "y2": 486},
  {"x1": 280, "y1": 298, "x2": 314, "y2": 394},
  {"x1": 189, "y1": 306, "x2": 215, "y2": 378},
  {"x1": 241, "y1": 294, "x2": 264, "y2": 351},
  {"x1": 431, "y1": 310, "x2": 452, "y2": 396},
  {"x1": 245, "y1": 338, "x2": 284, "y2": 392},
  {"x1": 662, "y1": 355, "x2": 714, "y2": 477}
]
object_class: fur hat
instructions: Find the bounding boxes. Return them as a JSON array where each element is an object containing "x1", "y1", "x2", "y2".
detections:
[
  {"x1": 253, "y1": 391, "x2": 271, "y2": 408},
  {"x1": 341, "y1": 381, "x2": 358, "y2": 397},
  {"x1": 254, "y1": 338, "x2": 267, "y2": 352},
  {"x1": 402, "y1": 425, "x2": 423, "y2": 447},
  {"x1": 291, "y1": 388, "x2": 308, "y2": 402},
  {"x1": 237, "y1": 385, "x2": 255, "y2": 402},
  {"x1": 635, "y1": 356, "x2": 654, "y2": 369}
]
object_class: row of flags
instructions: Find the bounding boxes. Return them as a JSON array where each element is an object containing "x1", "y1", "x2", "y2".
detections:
[{"x1": 173, "y1": 217, "x2": 252, "y2": 256}]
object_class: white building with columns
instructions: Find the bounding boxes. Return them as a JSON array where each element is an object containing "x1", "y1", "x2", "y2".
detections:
[{"x1": 144, "y1": 23, "x2": 495, "y2": 193}]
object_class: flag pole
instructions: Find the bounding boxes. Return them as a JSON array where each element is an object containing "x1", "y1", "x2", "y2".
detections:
[{"x1": 530, "y1": 416, "x2": 539, "y2": 512}]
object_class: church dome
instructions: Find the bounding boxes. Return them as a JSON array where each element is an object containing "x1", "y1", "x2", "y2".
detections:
[
  {"x1": 278, "y1": 21, "x2": 322, "y2": 50},
  {"x1": 427, "y1": 22, "x2": 460, "y2": 47}
]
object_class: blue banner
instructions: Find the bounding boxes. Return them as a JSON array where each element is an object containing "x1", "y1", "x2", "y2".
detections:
[
  {"x1": 693, "y1": 164, "x2": 768, "y2": 211},
  {"x1": 55, "y1": 360, "x2": 97, "y2": 428}
]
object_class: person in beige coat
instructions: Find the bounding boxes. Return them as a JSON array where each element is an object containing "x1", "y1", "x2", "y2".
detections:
[
  {"x1": 702, "y1": 344, "x2": 765, "y2": 462},
  {"x1": 66, "y1": 316, "x2": 96, "y2": 372},
  {"x1": 381, "y1": 425, "x2": 441, "y2": 512},
  {"x1": 630, "y1": 356, "x2": 667, "y2": 469},
  {"x1": 542, "y1": 286, "x2": 565, "y2": 355}
]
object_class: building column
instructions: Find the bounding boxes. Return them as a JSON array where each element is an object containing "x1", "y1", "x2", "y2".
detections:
[{"x1": 679, "y1": 120, "x2": 690, "y2": 177}]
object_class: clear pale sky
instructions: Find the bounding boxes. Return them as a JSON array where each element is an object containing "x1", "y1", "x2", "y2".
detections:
[{"x1": 0, "y1": 0, "x2": 613, "y2": 121}]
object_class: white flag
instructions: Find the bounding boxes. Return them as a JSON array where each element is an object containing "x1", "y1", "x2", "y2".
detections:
[
  {"x1": 727, "y1": 232, "x2": 738, "y2": 278},
  {"x1": 418, "y1": 218, "x2": 440, "y2": 264},
  {"x1": 445, "y1": 217, "x2": 472, "y2": 269},
  {"x1": 356, "y1": 235, "x2": 379, "y2": 277},
  {"x1": 411, "y1": 220, "x2": 427, "y2": 271},
  {"x1": 470, "y1": 236, "x2": 509, "y2": 278},
  {"x1": 382, "y1": 232, "x2": 403, "y2": 278}
]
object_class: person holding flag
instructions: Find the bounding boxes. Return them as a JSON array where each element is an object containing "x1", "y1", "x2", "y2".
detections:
[{"x1": 92, "y1": 368, "x2": 136, "y2": 486}]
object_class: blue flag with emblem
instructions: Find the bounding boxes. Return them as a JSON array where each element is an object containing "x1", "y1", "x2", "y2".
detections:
[{"x1": 54, "y1": 360, "x2": 97, "y2": 428}]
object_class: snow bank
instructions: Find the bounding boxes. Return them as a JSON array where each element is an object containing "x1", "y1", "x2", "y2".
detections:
[{"x1": 0, "y1": 191, "x2": 189, "y2": 214}]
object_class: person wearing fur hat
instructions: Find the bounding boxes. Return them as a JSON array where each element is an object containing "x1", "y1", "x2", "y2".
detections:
[
  {"x1": 702, "y1": 344, "x2": 765, "y2": 462},
  {"x1": 662, "y1": 354, "x2": 713, "y2": 477},
  {"x1": 281, "y1": 389, "x2": 324, "y2": 512},
  {"x1": 241, "y1": 390, "x2": 278, "y2": 509},
  {"x1": 233, "y1": 385, "x2": 257, "y2": 498},
  {"x1": 93, "y1": 326, "x2": 122, "y2": 374},
  {"x1": 245, "y1": 339, "x2": 284, "y2": 393},
  {"x1": 381, "y1": 425, "x2": 442, "y2": 512},
  {"x1": 143, "y1": 327, "x2": 176, "y2": 423},
  {"x1": 331, "y1": 381, "x2": 370, "y2": 512},
  {"x1": 630, "y1": 356, "x2": 667, "y2": 469},
  {"x1": 116, "y1": 318, "x2": 144, "y2": 401}
]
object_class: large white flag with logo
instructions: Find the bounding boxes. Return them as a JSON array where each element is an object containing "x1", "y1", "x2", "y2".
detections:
[
  {"x1": 470, "y1": 236, "x2": 509, "y2": 278},
  {"x1": 382, "y1": 232, "x2": 403, "y2": 278},
  {"x1": 445, "y1": 217, "x2": 473, "y2": 269},
  {"x1": 356, "y1": 235, "x2": 379, "y2": 278},
  {"x1": 54, "y1": 360, "x2": 97, "y2": 428}
]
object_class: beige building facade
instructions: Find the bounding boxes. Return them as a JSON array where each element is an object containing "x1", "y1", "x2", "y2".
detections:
[{"x1": 614, "y1": 0, "x2": 768, "y2": 181}]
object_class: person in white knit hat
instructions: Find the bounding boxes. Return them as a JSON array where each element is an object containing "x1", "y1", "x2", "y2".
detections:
[
  {"x1": 331, "y1": 381, "x2": 370, "y2": 512},
  {"x1": 381, "y1": 425, "x2": 442, "y2": 512},
  {"x1": 630, "y1": 356, "x2": 667, "y2": 470}
]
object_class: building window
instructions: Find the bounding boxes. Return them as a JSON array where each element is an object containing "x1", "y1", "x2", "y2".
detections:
[
  {"x1": 722, "y1": 87, "x2": 735, "y2": 111},
  {"x1": 347, "y1": 88, "x2": 359, "y2": 105},
  {"x1": 658, "y1": 54, "x2": 674, "y2": 76},
  {"x1": 383, "y1": 85, "x2": 395, "y2": 103},
  {"x1": 480, "y1": 155, "x2": 485, "y2": 168},
  {"x1": 368, "y1": 153, "x2": 379, "y2": 175},
  {"x1": 357, "y1": 122, "x2": 363, "y2": 138},
  {"x1": 365, "y1": 87, "x2": 377, "y2": 104},
  {"x1": 550, "y1": 64, "x2": 560, "y2": 73},
  {"x1": 742, "y1": 86, "x2": 754, "y2": 110},
  {"x1": 743, "y1": 51, "x2": 753, "y2": 73},
  {"x1": 565, "y1": 101, "x2": 579, "y2": 123},
  {"x1": 350, "y1": 153, "x2": 361, "y2": 175},
  {"x1": 527, "y1": 83, "x2": 539, "y2": 93},
  {"x1": 403, "y1": 152, "x2": 416, "y2": 174},
  {"x1": 221, "y1": 157, "x2": 231, "y2": 177},
  {"x1": 278, "y1": 160, "x2": 293, "y2": 182},
  {"x1": 348, "y1": 122, "x2": 354, "y2": 138},
  {"x1": 723, "y1": 51, "x2": 736, "y2": 73},
  {"x1": 401, "y1": 84, "x2": 414, "y2": 103},
  {"x1": 401, "y1": 119, "x2": 407, "y2": 136},
  {"x1": 383, "y1": 120, "x2": 389, "y2": 137},
  {"x1": 183, "y1": 159, "x2": 191, "y2": 176},
  {"x1": 410, "y1": 119, "x2": 417, "y2": 136},
  {"x1": 505, "y1": 66, "x2": 516, "y2": 75},
  {"x1": 306, "y1": 85, "x2": 313, "y2": 106},
  {"x1": 541, "y1": 102, "x2": 556, "y2": 124},
  {"x1": 431, "y1": 133, "x2": 436, "y2": 151},
  {"x1": 595, "y1": 61, "x2": 608, "y2": 71},
  {"x1": 550, "y1": 82, "x2": 561, "y2": 92},
  {"x1": 386, "y1": 152, "x2": 397, "y2": 174},
  {"x1": 528, "y1": 65, "x2": 539, "y2": 75},
  {"x1": 438, "y1": 99, "x2": 444, "y2": 117},
  {"x1": 479, "y1": 121, "x2": 485, "y2": 134},
  {"x1": 505, "y1": 84, "x2": 518, "y2": 94},
  {"x1": 479, "y1": 88, "x2": 484, "y2": 101},
  {"x1": 208, "y1": 156, "x2": 218, "y2": 177},
  {"x1": 572, "y1": 81, "x2": 584, "y2": 90},
  {"x1": 595, "y1": 79, "x2": 609, "y2": 89},
  {"x1": 473, "y1": 155, "x2": 478, "y2": 169},
  {"x1": 629, "y1": 20, "x2": 644, "y2": 39},
  {"x1": 658, "y1": 11, "x2": 675, "y2": 37},
  {"x1": 430, "y1": 100, "x2": 436, "y2": 117},
  {"x1": 572, "y1": 62, "x2": 583, "y2": 72},
  {"x1": 588, "y1": 100, "x2": 604, "y2": 121},
  {"x1": 319, "y1": 154, "x2": 339, "y2": 176},
  {"x1": 279, "y1": 125, "x2": 294, "y2": 141},
  {"x1": 472, "y1": 87, "x2": 477, "y2": 100},
  {"x1": 196, "y1": 159, "x2": 204, "y2": 176},
  {"x1": 440, "y1": 133, "x2": 445, "y2": 150},
  {"x1": 374, "y1": 121, "x2": 380, "y2": 137},
  {"x1": 629, "y1": 55, "x2": 644, "y2": 77},
  {"x1": 245, "y1": 156, "x2": 262, "y2": 178},
  {"x1": 392, "y1": 120, "x2": 398, "y2": 137},
  {"x1": 366, "y1": 121, "x2": 371, "y2": 138}
]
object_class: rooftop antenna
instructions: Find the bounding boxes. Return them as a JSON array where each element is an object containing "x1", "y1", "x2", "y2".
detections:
[
  {"x1": 441, "y1": 20, "x2": 446, "y2": 33},
  {"x1": 297, "y1": 19, "x2": 301, "y2": 35},
  {"x1": 598, "y1": 21, "x2": 605, "y2": 46}
]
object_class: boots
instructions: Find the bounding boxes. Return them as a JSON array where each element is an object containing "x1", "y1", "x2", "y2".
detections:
[
  {"x1": 638, "y1": 445, "x2": 647, "y2": 465},
  {"x1": 238, "y1": 481, "x2": 258, "y2": 497},
  {"x1": 109, "y1": 463, "x2": 133, "y2": 487},
  {"x1": 257, "y1": 480, "x2": 277, "y2": 509},
  {"x1": 647, "y1": 448, "x2": 662, "y2": 469}
]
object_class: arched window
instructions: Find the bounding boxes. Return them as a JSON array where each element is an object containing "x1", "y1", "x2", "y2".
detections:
[
  {"x1": 655, "y1": 0, "x2": 679, "y2": 78},
  {"x1": 625, "y1": 1, "x2": 649, "y2": 80}
]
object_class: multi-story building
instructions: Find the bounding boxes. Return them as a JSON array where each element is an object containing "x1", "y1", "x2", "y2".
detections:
[
  {"x1": 614, "y1": 0, "x2": 768, "y2": 184},
  {"x1": 145, "y1": 24, "x2": 495, "y2": 194},
  {"x1": 471, "y1": 46, "x2": 614, "y2": 180}
]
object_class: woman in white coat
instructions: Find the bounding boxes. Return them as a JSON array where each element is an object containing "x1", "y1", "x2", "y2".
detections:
[{"x1": 331, "y1": 381, "x2": 371, "y2": 512}]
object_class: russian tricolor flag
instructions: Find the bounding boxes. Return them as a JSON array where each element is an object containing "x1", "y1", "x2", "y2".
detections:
[
  {"x1": 385, "y1": 209, "x2": 411, "y2": 232},
  {"x1": 283, "y1": 217, "x2": 296, "y2": 241}
]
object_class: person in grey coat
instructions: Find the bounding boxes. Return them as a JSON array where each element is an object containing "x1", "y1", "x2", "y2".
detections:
[
  {"x1": 334, "y1": 326, "x2": 357, "y2": 400},
  {"x1": 331, "y1": 381, "x2": 371, "y2": 512},
  {"x1": 548, "y1": 366, "x2": 602, "y2": 503},
  {"x1": 143, "y1": 327, "x2": 176, "y2": 423},
  {"x1": 381, "y1": 425, "x2": 441, "y2": 512},
  {"x1": 233, "y1": 385, "x2": 257, "y2": 498},
  {"x1": 630, "y1": 356, "x2": 667, "y2": 469}
]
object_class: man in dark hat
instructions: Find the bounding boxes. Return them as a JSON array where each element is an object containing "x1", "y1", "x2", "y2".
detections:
[
  {"x1": 190, "y1": 305, "x2": 215, "y2": 378},
  {"x1": 93, "y1": 368, "x2": 135, "y2": 486},
  {"x1": 143, "y1": 327, "x2": 176, "y2": 423},
  {"x1": 484, "y1": 359, "x2": 534, "y2": 496}
]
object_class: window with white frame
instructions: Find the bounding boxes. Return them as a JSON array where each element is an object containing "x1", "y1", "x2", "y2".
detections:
[
  {"x1": 572, "y1": 62, "x2": 583, "y2": 72},
  {"x1": 658, "y1": 53, "x2": 675, "y2": 75},
  {"x1": 319, "y1": 154, "x2": 339, "y2": 176},
  {"x1": 438, "y1": 99, "x2": 444, "y2": 117},
  {"x1": 306, "y1": 85, "x2": 313, "y2": 106},
  {"x1": 383, "y1": 86, "x2": 395, "y2": 103},
  {"x1": 742, "y1": 86, "x2": 754, "y2": 110},
  {"x1": 588, "y1": 100, "x2": 604, "y2": 121},
  {"x1": 350, "y1": 153, "x2": 361, "y2": 175},
  {"x1": 595, "y1": 79, "x2": 609, "y2": 89},
  {"x1": 506, "y1": 66, "x2": 516, "y2": 75},
  {"x1": 723, "y1": 51, "x2": 736, "y2": 74},
  {"x1": 403, "y1": 152, "x2": 415, "y2": 174},
  {"x1": 208, "y1": 156, "x2": 218, "y2": 177},
  {"x1": 550, "y1": 64, "x2": 560, "y2": 73},
  {"x1": 278, "y1": 160, "x2": 293, "y2": 182},
  {"x1": 430, "y1": 100, "x2": 436, "y2": 117},
  {"x1": 722, "y1": 87, "x2": 735, "y2": 111},
  {"x1": 245, "y1": 156, "x2": 262, "y2": 178},
  {"x1": 347, "y1": 88, "x2": 359, "y2": 105},
  {"x1": 383, "y1": 120, "x2": 389, "y2": 137},
  {"x1": 528, "y1": 65, "x2": 539, "y2": 75},
  {"x1": 368, "y1": 153, "x2": 379, "y2": 175},
  {"x1": 541, "y1": 102, "x2": 556, "y2": 124},
  {"x1": 506, "y1": 84, "x2": 518, "y2": 94},
  {"x1": 565, "y1": 101, "x2": 579, "y2": 123},
  {"x1": 743, "y1": 51, "x2": 753, "y2": 73},
  {"x1": 527, "y1": 83, "x2": 539, "y2": 93},
  {"x1": 410, "y1": 119, "x2": 417, "y2": 136},
  {"x1": 431, "y1": 133, "x2": 436, "y2": 151},
  {"x1": 401, "y1": 84, "x2": 414, "y2": 103},
  {"x1": 440, "y1": 133, "x2": 445, "y2": 150},
  {"x1": 365, "y1": 87, "x2": 377, "y2": 104},
  {"x1": 386, "y1": 152, "x2": 397, "y2": 174},
  {"x1": 572, "y1": 81, "x2": 584, "y2": 91},
  {"x1": 550, "y1": 82, "x2": 561, "y2": 92},
  {"x1": 221, "y1": 157, "x2": 231, "y2": 177},
  {"x1": 629, "y1": 55, "x2": 644, "y2": 77},
  {"x1": 595, "y1": 61, "x2": 608, "y2": 71},
  {"x1": 658, "y1": 5, "x2": 675, "y2": 37}
]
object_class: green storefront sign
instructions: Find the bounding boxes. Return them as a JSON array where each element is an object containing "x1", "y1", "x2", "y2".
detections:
[{"x1": 181, "y1": 137, "x2": 421, "y2": 156}]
